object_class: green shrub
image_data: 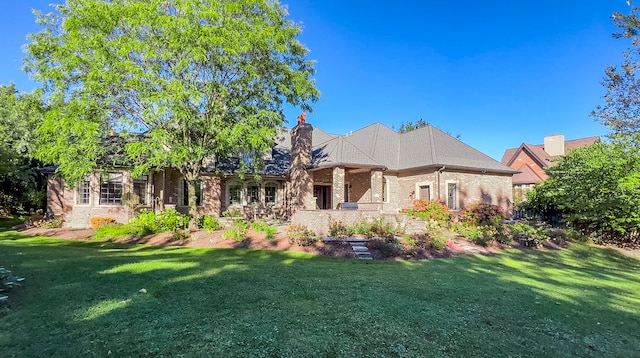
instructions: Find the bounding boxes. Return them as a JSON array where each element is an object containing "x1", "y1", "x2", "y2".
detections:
[
  {"x1": 198, "y1": 215, "x2": 221, "y2": 233},
  {"x1": 221, "y1": 209, "x2": 243, "y2": 218},
  {"x1": 155, "y1": 209, "x2": 190, "y2": 232},
  {"x1": 509, "y1": 222, "x2": 547, "y2": 247},
  {"x1": 354, "y1": 220, "x2": 373, "y2": 237},
  {"x1": 328, "y1": 217, "x2": 354, "y2": 238},
  {"x1": 406, "y1": 199, "x2": 454, "y2": 227},
  {"x1": 284, "y1": 224, "x2": 316, "y2": 246},
  {"x1": 252, "y1": 220, "x2": 278, "y2": 240},
  {"x1": 128, "y1": 210, "x2": 160, "y2": 233},
  {"x1": 171, "y1": 230, "x2": 190, "y2": 240},
  {"x1": 222, "y1": 220, "x2": 249, "y2": 241},
  {"x1": 371, "y1": 217, "x2": 397, "y2": 238},
  {"x1": 431, "y1": 235, "x2": 448, "y2": 250}
]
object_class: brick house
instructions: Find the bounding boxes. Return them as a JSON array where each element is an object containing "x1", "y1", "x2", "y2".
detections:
[
  {"x1": 46, "y1": 121, "x2": 517, "y2": 228},
  {"x1": 500, "y1": 134, "x2": 600, "y2": 201}
]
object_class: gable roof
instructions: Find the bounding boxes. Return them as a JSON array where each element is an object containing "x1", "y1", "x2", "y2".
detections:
[
  {"x1": 501, "y1": 135, "x2": 600, "y2": 169},
  {"x1": 512, "y1": 164, "x2": 545, "y2": 185}
]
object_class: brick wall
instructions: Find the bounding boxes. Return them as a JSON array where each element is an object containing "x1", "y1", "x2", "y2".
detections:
[
  {"x1": 396, "y1": 169, "x2": 513, "y2": 212},
  {"x1": 291, "y1": 210, "x2": 400, "y2": 236}
]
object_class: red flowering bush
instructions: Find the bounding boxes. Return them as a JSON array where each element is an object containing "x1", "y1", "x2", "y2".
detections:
[{"x1": 463, "y1": 203, "x2": 505, "y2": 228}]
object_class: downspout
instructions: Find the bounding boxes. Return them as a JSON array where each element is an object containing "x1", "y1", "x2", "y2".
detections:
[{"x1": 437, "y1": 166, "x2": 445, "y2": 201}]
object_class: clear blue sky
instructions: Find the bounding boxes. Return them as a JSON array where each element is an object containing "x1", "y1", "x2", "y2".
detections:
[{"x1": 0, "y1": 1, "x2": 632, "y2": 160}]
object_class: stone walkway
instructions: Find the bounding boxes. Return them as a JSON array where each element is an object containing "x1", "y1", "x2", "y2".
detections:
[{"x1": 323, "y1": 237, "x2": 373, "y2": 259}]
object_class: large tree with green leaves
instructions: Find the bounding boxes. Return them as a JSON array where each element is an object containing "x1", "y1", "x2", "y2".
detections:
[
  {"x1": 25, "y1": 0, "x2": 319, "y2": 226},
  {"x1": 591, "y1": 4, "x2": 640, "y2": 142},
  {"x1": 0, "y1": 84, "x2": 46, "y2": 215},
  {"x1": 527, "y1": 141, "x2": 640, "y2": 242}
]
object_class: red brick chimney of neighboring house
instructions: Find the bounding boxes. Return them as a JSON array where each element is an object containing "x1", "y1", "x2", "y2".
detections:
[
  {"x1": 290, "y1": 116, "x2": 314, "y2": 211},
  {"x1": 544, "y1": 134, "x2": 565, "y2": 156}
]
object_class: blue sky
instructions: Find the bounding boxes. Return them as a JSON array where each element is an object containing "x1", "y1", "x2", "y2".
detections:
[{"x1": 0, "y1": 1, "x2": 632, "y2": 160}]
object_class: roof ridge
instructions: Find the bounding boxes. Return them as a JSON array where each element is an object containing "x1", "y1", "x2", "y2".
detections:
[{"x1": 428, "y1": 125, "x2": 438, "y2": 164}]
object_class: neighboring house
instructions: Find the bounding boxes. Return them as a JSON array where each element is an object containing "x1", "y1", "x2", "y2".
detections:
[
  {"x1": 46, "y1": 121, "x2": 517, "y2": 228},
  {"x1": 500, "y1": 134, "x2": 600, "y2": 201}
]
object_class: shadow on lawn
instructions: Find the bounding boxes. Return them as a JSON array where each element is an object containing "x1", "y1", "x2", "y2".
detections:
[{"x1": 1, "y1": 231, "x2": 640, "y2": 356}]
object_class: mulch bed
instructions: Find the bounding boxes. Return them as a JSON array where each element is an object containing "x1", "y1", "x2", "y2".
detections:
[{"x1": 18, "y1": 227, "x2": 568, "y2": 260}]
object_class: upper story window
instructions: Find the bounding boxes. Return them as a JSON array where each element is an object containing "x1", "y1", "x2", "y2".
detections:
[
  {"x1": 265, "y1": 182, "x2": 278, "y2": 205},
  {"x1": 247, "y1": 182, "x2": 260, "y2": 205},
  {"x1": 100, "y1": 173, "x2": 123, "y2": 205}
]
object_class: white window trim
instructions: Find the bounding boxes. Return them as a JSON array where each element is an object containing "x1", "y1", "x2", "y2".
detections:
[
  {"x1": 445, "y1": 180, "x2": 459, "y2": 211},
  {"x1": 74, "y1": 177, "x2": 92, "y2": 206},
  {"x1": 226, "y1": 180, "x2": 244, "y2": 207},
  {"x1": 414, "y1": 181, "x2": 434, "y2": 201},
  {"x1": 264, "y1": 182, "x2": 279, "y2": 206},
  {"x1": 99, "y1": 172, "x2": 124, "y2": 206}
]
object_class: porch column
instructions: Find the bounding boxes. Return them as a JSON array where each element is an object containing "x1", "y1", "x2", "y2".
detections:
[
  {"x1": 370, "y1": 170, "x2": 383, "y2": 202},
  {"x1": 332, "y1": 167, "x2": 345, "y2": 209}
]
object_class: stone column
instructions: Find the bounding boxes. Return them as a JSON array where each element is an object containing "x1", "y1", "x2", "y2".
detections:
[
  {"x1": 332, "y1": 166, "x2": 345, "y2": 209},
  {"x1": 290, "y1": 123, "x2": 314, "y2": 211},
  {"x1": 370, "y1": 170, "x2": 383, "y2": 202}
]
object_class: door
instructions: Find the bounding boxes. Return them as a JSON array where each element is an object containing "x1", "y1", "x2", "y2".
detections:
[{"x1": 313, "y1": 185, "x2": 332, "y2": 209}]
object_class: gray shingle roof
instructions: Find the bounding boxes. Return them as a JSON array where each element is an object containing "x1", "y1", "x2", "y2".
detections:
[
  {"x1": 218, "y1": 122, "x2": 516, "y2": 176},
  {"x1": 344, "y1": 122, "x2": 516, "y2": 174}
]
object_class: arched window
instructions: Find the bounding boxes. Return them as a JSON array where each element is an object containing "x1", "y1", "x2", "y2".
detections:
[
  {"x1": 247, "y1": 182, "x2": 260, "y2": 205},
  {"x1": 265, "y1": 182, "x2": 278, "y2": 205},
  {"x1": 228, "y1": 181, "x2": 243, "y2": 206}
]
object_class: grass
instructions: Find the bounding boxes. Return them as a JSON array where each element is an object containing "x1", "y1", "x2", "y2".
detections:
[{"x1": 1, "y1": 229, "x2": 640, "y2": 357}]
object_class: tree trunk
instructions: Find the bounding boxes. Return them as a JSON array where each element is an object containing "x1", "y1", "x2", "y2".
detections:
[{"x1": 186, "y1": 175, "x2": 199, "y2": 230}]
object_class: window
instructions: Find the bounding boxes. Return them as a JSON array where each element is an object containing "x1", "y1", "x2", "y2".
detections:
[
  {"x1": 247, "y1": 182, "x2": 260, "y2": 205},
  {"x1": 228, "y1": 181, "x2": 243, "y2": 205},
  {"x1": 265, "y1": 182, "x2": 278, "y2": 205},
  {"x1": 447, "y1": 183, "x2": 458, "y2": 210},
  {"x1": 100, "y1": 173, "x2": 123, "y2": 205},
  {"x1": 76, "y1": 178, "x2": 90, "y2": 205},
  {"x1": 133, "y1": 175, "x2": 148, "y2": 205},
  {"x1": 382, "y1": 177, "x2": 388, "y2": 203},
  {"x1": 180, "y1": 179, "x2": 203, "y2": 206},
  {"x1": 419, "y1": 185, "x2": 430, "y2": 201}
]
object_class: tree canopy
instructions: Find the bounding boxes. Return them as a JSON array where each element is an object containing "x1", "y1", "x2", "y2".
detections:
[
  {"x1": 591, "y1": 5, "x2": 640, "y2": 142},
  {"x1": 527, "y1": 141, "x2": 640, "y2": 242},
  {"x1": 0, "y1": 84, "x2": 46, "y2": 214},
  {"x1": 25, "y1": 0, "x2": 319, "y2": 225}
]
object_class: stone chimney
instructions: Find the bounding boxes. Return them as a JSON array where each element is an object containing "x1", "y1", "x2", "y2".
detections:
[
  {"x1": 290, "y1": 122, "x2": 315, "y2": 210},
  {"x1": 544, "y1": 134, "x2": 565, "y2": 156}
]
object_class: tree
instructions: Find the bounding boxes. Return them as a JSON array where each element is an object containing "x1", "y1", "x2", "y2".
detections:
[
  {"x1": 527, "y1": 141, "x2": 640, "y2": 242},
  {"x1": 0, "y1": 84, "x2": 46, "y2": 214},
  {"x1": 25, "y1": 0, "x2": 319, "y2": 227},
  {"x1": 396, "y1": 118, "x2": 428, "y2": 133},
  {"x1": 591, "y1": 4, "x2": 640, "y2": 143}
]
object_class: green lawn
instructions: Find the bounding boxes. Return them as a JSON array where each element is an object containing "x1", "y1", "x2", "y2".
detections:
[{"x1": 1, "y1": 230, "x2": 640, "y2": 357}]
